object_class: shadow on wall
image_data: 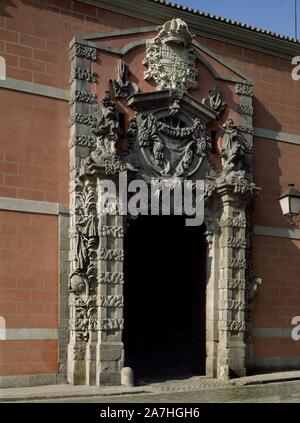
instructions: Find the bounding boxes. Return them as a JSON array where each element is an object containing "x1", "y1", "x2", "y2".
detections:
[
  {"x1": 0, "y1": 0, "x2": 146, "y2": 25},
  {"x1": 0, "y1": 0, "x2": 17, "y2": 17},
  {"x1": 250, "y1": 94, "x2": 300, "y2": 372}
]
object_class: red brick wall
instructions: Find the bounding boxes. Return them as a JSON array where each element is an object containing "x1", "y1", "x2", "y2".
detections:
[
  {"x1": 0, "y1": 341, "x2": 58, "y2": 376},
  {"x1": 0, "y1": 0, "x2": 300, "y2": 377},
  {"x1": 252, "y1": 236, "x2": 300, "y2": 365},
  {"x1": 200, "y1": 37, "x2": 300, "y2": 134},
  {"x1": 0, "y1": 0, "x2": 149, "y2": 380},
  {"x1": 0, "y1": 90, "x2": 69, "y2": 203},
  {"x1": 0, "y1": 211, "x2": 58, "y2": 375},
  {"x1": 199, "y1": 37, "x2": 300, "y2": 367}
]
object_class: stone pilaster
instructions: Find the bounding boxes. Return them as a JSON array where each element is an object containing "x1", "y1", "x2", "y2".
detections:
[
  {"x1": 204, "y1": 214, "x2": 220, "y2": 378},
  {"x1": 67, "y1": 39, "x2": 98, "y2": 385},
  {"x1": 217, "y1": 187, "x2": 247, "y2": 377},
  {"x1": 96, "y1": 190, "x2": 125, "y2": 385}
]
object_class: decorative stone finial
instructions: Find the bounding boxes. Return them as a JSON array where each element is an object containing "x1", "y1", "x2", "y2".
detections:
[{"x1": 156, "y1": 18, "x2": 194, "y2": 47}]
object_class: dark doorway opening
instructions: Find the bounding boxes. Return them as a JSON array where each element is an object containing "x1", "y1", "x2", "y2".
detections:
[{"x1": 123, "y1": 215, "x2": 207, "y2": 379}]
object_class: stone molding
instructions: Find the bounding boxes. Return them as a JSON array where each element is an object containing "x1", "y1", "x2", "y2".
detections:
[
  {"x1": 1, "y1": 328, "x2": 58, "y2": 340},
  {"x1": 78, "y1": 0, "x2": 300, "y2": 59},
  {"x1": 0, "y1": 78, "x2": 68, "y2": 100},
  {"x1": 0, "y1": 197, "x2": 68, "y2": 216}
]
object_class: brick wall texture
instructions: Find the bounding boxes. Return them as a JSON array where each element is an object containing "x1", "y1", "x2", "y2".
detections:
[{"x1": 0, "y1": 0, "x2": 300, "y2": 378}]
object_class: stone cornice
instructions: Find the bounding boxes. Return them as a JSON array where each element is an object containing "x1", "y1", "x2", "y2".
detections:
[{"x1": 79, "y1": 0, "x2": 300, "y2": 59}]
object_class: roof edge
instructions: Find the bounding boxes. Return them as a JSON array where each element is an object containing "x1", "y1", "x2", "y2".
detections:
[{"x1": 79, "y1": 0, "x2": 300, "y2": 59}]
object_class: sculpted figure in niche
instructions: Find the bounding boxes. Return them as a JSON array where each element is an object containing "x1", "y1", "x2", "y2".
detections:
[
  {"x1": 220, "y1": 118, "x2": 247, "y2": 181},
  {"x1": 92, "y1": 90, "x2": 119, "y2": 156}
]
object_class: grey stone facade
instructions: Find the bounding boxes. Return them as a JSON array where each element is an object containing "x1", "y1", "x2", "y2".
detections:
[{"x1": 67, "y1": 19, "x2": 259, "y2": 385}]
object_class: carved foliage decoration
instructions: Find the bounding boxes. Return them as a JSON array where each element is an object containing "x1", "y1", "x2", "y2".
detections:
[
  {"x1": 71, "y1": 44, "x2": 97, "y2": 61},
  {"x1": 237, "y1": 104, "x2": 253, "y2": 116},
  {"x1": 99, "y1": 225, "x2": 124, "y2": 238},
  {"x1": 71, "y1": 67, "x2": 98, "y2": 83},
  {"x1": 70, "y1": 90, "x2": 97, "y2": 105},
  {"x1": 73, "y1": 135, "x2": 96, "y2": 149},
  {"x1": 236, "y1": 83, "x2": 253, "y2": 96},
  {"x1": 99, "y1": 295, "x2": 124, "y2": 307},
  {"x1": 111, "y1": 60, "x2": 138, "y2": 99},
  {"x1": 143, "y1": 19, "x2": 198, "y2": 92},
  {"x1": 135, "y1": 112, "x2": 211, "y2": 177},
  {"x1": 202, "y1": 86, "x2": 226, "y2": 116},
  {"x1": 99, "y1": 272, "x2": 124, "y2": 284},
  {"x1": 70, "y1": 295, "x2": 97, "y2": 342},
  {"x1": 99, "y1": 248, "x2": 124, "y2": 261},
  {"x1": 69, "y1": 178, "x2": 99, "y2": 342},
  {"x1": 73, "y1": 179, "x2": 98, "y2": 279},
  {"x1": 70, "y1": 113, "x2": 97, "y2": 127}
]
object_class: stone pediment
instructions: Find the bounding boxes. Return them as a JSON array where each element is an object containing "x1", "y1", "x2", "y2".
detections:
[{"x1": 127, "y1": 90, "x2": 218, "y2": 124}]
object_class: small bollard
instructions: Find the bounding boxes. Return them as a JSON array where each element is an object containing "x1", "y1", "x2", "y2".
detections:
[
  {"x1": 121, "y1": 367, "x2": 134, "y2": 387},
  {"x1": 219, "y1": 365, "x2": 230, "y2": 381}
]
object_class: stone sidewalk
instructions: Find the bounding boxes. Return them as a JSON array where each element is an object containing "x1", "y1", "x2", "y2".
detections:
[
  {"x1": 2, "y1": 371, "x2": 300, "y2": 402},
  {"x1": 0, "y1": 384, "x2": 153, "y2": 402},
  {"x1": 230, "y1": 370, "x2": 300, "y2": 386}
]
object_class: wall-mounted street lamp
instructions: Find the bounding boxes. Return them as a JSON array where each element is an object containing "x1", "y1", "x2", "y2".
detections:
[{"x1": 279, "y1": 183, "x2": 300, "y2": 225}]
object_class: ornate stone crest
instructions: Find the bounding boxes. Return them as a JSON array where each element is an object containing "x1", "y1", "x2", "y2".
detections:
[
  {"x1": 143, "y1": 19, "x2": 198, "y2": 92},
  {"x1": 135, "y1": 113, "x2": 210, "y2": 177}
]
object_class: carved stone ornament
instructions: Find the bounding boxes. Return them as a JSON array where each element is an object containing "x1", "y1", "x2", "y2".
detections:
[
  {"x1": 73, "y1": 179, "x2": 98, "y2": 280},
  {"x1": 219, "y1": 119, "x2": 248, "y2": 182},
  {"x1": 202, "y1": 86, "x2": 226, "y2": 116},
  {"x1": 111, "y1": 60, "x2": 138, "y2": 99},
  {"x1": 67, "y1": 17, "x2": 260, "y2": 384},
  {"x1": 143, "y1": 18, "x2": 198, "y2": 92},
  {"x1": 70, "y1": 90, "x2": 97, "y2": 105},
  {"x1": 69, "y1": 295, "x2": 97, "y2": 342},
  {"x1": 134, "y1": 112, "x2": 211, "y2": 178},
  {"x1": 87, "y1": 91, "x2": 127, "y2": 175},
  {"x1": 71, "y1": 43, "x2": 97, "y2": 61},
  {"x1": 70, "y1": 66, "x2": 98, "y2": 83},
  {"x1": 73, "y1": 135, "x2": 96, "y2": 149},
  {"x1": 236, "y1": 83, "x2": 253, "y2": 96}
]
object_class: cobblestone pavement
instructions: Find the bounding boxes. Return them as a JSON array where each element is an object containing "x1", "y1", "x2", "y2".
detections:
[
  {"x1": 137, "y1": 374, "x2": 230, "y2": 392},
  {"x1": 18, "y1": 379, "x2": 300, "y2": 403}
]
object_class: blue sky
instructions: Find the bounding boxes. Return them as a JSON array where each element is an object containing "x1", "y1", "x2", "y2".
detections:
[{"x1": 175, "y1": 0, "x2": 298, "y2": 39}]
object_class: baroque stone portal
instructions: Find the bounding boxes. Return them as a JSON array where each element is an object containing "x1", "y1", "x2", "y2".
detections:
[{"x1": 67, "y1": 18, "x2": 259, "y2": 385}]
